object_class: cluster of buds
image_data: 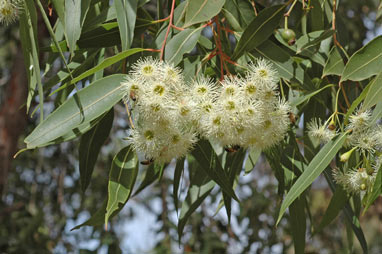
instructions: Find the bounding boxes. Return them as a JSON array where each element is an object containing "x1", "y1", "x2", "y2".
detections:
[
  {"x1": 0, "y1": 0, "x2": 21, "y2": 25},
  {"x1": 121, "y1": 57, "x2": 290, "y2": 163}
]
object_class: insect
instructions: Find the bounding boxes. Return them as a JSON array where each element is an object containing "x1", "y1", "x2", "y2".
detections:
[
  {"x1": 288, "y1": 112, "x2": 297, "y2": 125},
  {"x1": 140, "y1": 158, "x2": 154, "y2": 165},
  {"x1": 224, "y1": 145, "x2": 241, "y2": 153},
  {"x1": 130, "y1": 91, "x2": 137, "y2": 101}
]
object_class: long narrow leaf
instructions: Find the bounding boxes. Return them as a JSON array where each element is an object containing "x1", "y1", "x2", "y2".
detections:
[
  {"x1": 105, "y1": 146, "x2": 138, "y2": 226},
  {"x1": 24, "y1": 74, "x2": 125, "y2": 148},
  {"x1": 277, "y1": 133, "x2": 347, "y2": 224}
]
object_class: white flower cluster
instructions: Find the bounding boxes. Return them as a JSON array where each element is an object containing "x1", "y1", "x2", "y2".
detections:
[
  {"x1": 122, "y1": 57, "x2": 197, "y2": 164},
  {"x1": 346, "y1": 109, "x2": 382, "y2": 153},
  {"x1": 0, "y1": 0, "x2": 21, "y2": 25},
  {"x1": 194, "y1": 59, "x2": 290, "y2": 149},
  {"x1": 333, "y1": 167, "x2": 377, "y2": 194},
  {"x1": 332, "y1": 107, "x2": 382, "y2": 194},
  {"x1": 121, "y1": 57, "x2": 290, "y2": 163}
]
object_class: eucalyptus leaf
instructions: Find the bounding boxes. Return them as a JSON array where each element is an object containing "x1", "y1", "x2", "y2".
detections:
[
  {"x1": 114, "y1": 0, "x2": 137, "y2": 51},
  {"x1": 24, "y1": 74, "x2": 125, "y2": 148},
  {"x1": 362, "y1": 71, "x2": 382, "y2": 110},
  {"x1": 192, "y1": 140, "x2": 239, "y2": 201},
  {"x1": 322, "y1": 47, "x2": 345, "y2": 77},
  {"x1": 232, "y1": 4, "x2": 286, "y2": 60},
  {"x1": 341, "y1": 35, "x2": 382, "y2": 82},
  {"x1": 178, "y1": 159, "x2": 215, "y2": 240},
  {"x1": 315, "y1": 185, "x2": 348, "y2": 234},
  {"x1": 165, "y1": 27, "x2": 203, "y2": 66},
  {"x1": 65, "y1": 0, "x2": 91, "y2": 55},
  {"x1": 79, "y1": 109, "x2": 114, "y2": 192},
  {"x1": 289, "y1": 196, "x2": 306, "y2": 254},
  {"x1": 295, "y1": 30, "x2": 334, "y2": 54},
  {"x1": 183, "y1": 0, "x2": 225, "y2": 28},
  {"x1": 277, "y1": 132, "x2": 347, "y2": 224},
  {"x1": 105, "y1": 146, "x2": 138, "y2": 226}
]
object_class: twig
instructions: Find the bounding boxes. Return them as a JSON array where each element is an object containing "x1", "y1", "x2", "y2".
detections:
[
  {"x1": 125, "y1": 103, "x2": 135, "y2": 129},
  {"x1": 340, "y1": 82, "x2": 351, "y2": 108},
  {"x1": 160, "y1": 0, "x2": 177, "y2": 60}
]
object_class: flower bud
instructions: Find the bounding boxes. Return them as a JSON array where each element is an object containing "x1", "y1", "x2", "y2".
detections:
[{"x1": 340, "y1": 147, "x2": 356, "y2": 162}]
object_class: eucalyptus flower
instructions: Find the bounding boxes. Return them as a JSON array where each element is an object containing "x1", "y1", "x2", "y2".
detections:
[
  {"x1": 333, "y1": 167, "x2": 376, "y2": 194},
  {"x1": 307, "y1": 118, "x2": 335, "y2": 144},
  {"x1": 0, "y1": 0, "x2": 21, "y2": 25}
]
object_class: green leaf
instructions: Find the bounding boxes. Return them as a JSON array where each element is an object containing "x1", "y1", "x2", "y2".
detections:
[
  {"x1": 19, "y1": 1, "x2": 39, "y2": 113},
  {"x1": 322, "y1": 47, "x2": 345, "y2": 77},
  {"x1": 289, "y1": 84, "x2": 334, "y2": 108},
  {"x1": 51, "y1": 0, "x2": 65, "y2": 25},
  {"x1": 364, "y1": 164, "x2": 382, "y2": 211},
  {"x1": 315, "y1": 185, "x2": 348, "y2": 234},
  {"x1": 183, "y1": 0, "x2": 225, "y2": 28},
  {"x1": 178, "y1": 160, "x2": 215, "y2": 240},
  {"x1": 174, "y1": 158, "x2": 185, "y2": 213},
  {"x1": 277, "y1": 132, "x2": 347, "y2": 224},
  {"x1": 309, "y1": 0, "x2": 324, "y2": 31},
  {"x1": 24, "y1": 74, "x2": 125, "y2": 148},
  {"x1": 289, "y1": 196, "x2": 306, "y2": 254},
  {"x1": 53, "y1": 112, "x2": 107, "y2": 143},
  {"x1": 45, "y1": 50, "x2": 100, "y2": 91},
  {"x1": 71, "y1": 200, "x2": 107, "y2": 230},
  {"x1": 51, "y1": 48, "x2": 144, "y2": 95},
  {"x1": 105, "y1": 146, "x2": 138, "y2": 226},
  {"x1": 191, "y1": 140, "x2": 239, "y2": 201},
  {"x1": 295, "y1": 30, "x2": 334, "y2": 54},
  {"x1": 65, "y1": 0, "x2": 91, "y2": 55},
  {"x1": 232, "y1": 4, "x2": 285, "y2": 60},
  {"x1": 224, "y1": 0, "x2": 255, "y2": 29},
  {"x1": 79, "y1": 109, "x2": 114, "y2": 192},
  {"x1": 71, "y1": 48, "x2": 143, "y2": 84},
  {"x1": 165, "y1": 27, "x2": 203, "y2": 66},
  {"x1": 371, "y1": 102, "x2": 382, "y2": 124},
  {"x1": 250, "y1": 42, "x2": 314, "y2": 89},
  {"x1": 114, "y1": 0, "x2": 137, "y2": 51},
  {"x1": 223, "y1": 150, "x2": 246, "y2": 222},
  {"x1": 222, "y1": 8, "x2": 242, "y2": 32},
  {"x1": 341, "y1": 35, "x2": 382, "y2": 82},
  {"x1": 244, "y1": 148, "x2": 261, "y2": 175},
  {"x1": 343, "y1": 204, "x2": 368, "y2": 253},
  {"x1": 133, "y1": 163, "x2": 165, "y2": 196},
  {"x1": 362, "y1": 71, "x2": 382, "y2": 110}
]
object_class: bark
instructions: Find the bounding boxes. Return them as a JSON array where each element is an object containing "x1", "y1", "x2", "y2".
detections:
[{"x1": 0, "y1": 49, "x2": 28, "y2": 197}]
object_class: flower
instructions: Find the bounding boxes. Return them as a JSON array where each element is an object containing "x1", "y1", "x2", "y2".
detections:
[
  {"x1": 247, "y1": 58, "x2": 278, "y2": 89},
  {"x1": 122, "y1": 57, "x2": 289, "y2": 162},
  {"x1": 156, "y1": 130, "x2": 197, "y2": 163},
  {"x1": 347, "y1": 108, "x2": 372, "y2": 132},
  {"x1": 131, "y1": 57, "x2": 161, "y2": 80},
  {"x1": 129, "y1": 126, "x2": 164, "y2": 160},
  {"x1": 307, "y1": 118, "x2": 335, "y2": 143},
  {"x1": 333, "y1": 167, "x2": 376, "y2": 194},
  {"x1": 0, "y1": 0, "x2": 21, "y2": 25}
]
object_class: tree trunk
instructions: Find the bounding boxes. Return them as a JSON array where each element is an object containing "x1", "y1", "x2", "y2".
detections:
[{"x1": 0, "y1": 49, "x2": 28, "y2": 197}]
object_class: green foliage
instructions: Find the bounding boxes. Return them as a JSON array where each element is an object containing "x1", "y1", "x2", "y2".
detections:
[{"x1": 5, "y1": 0, "x2": 382, "y2": 252}]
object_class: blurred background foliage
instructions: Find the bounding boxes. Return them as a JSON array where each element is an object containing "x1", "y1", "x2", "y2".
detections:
[{"x1": 1, "y1": 0, "x2": 382, "y2": 253}]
